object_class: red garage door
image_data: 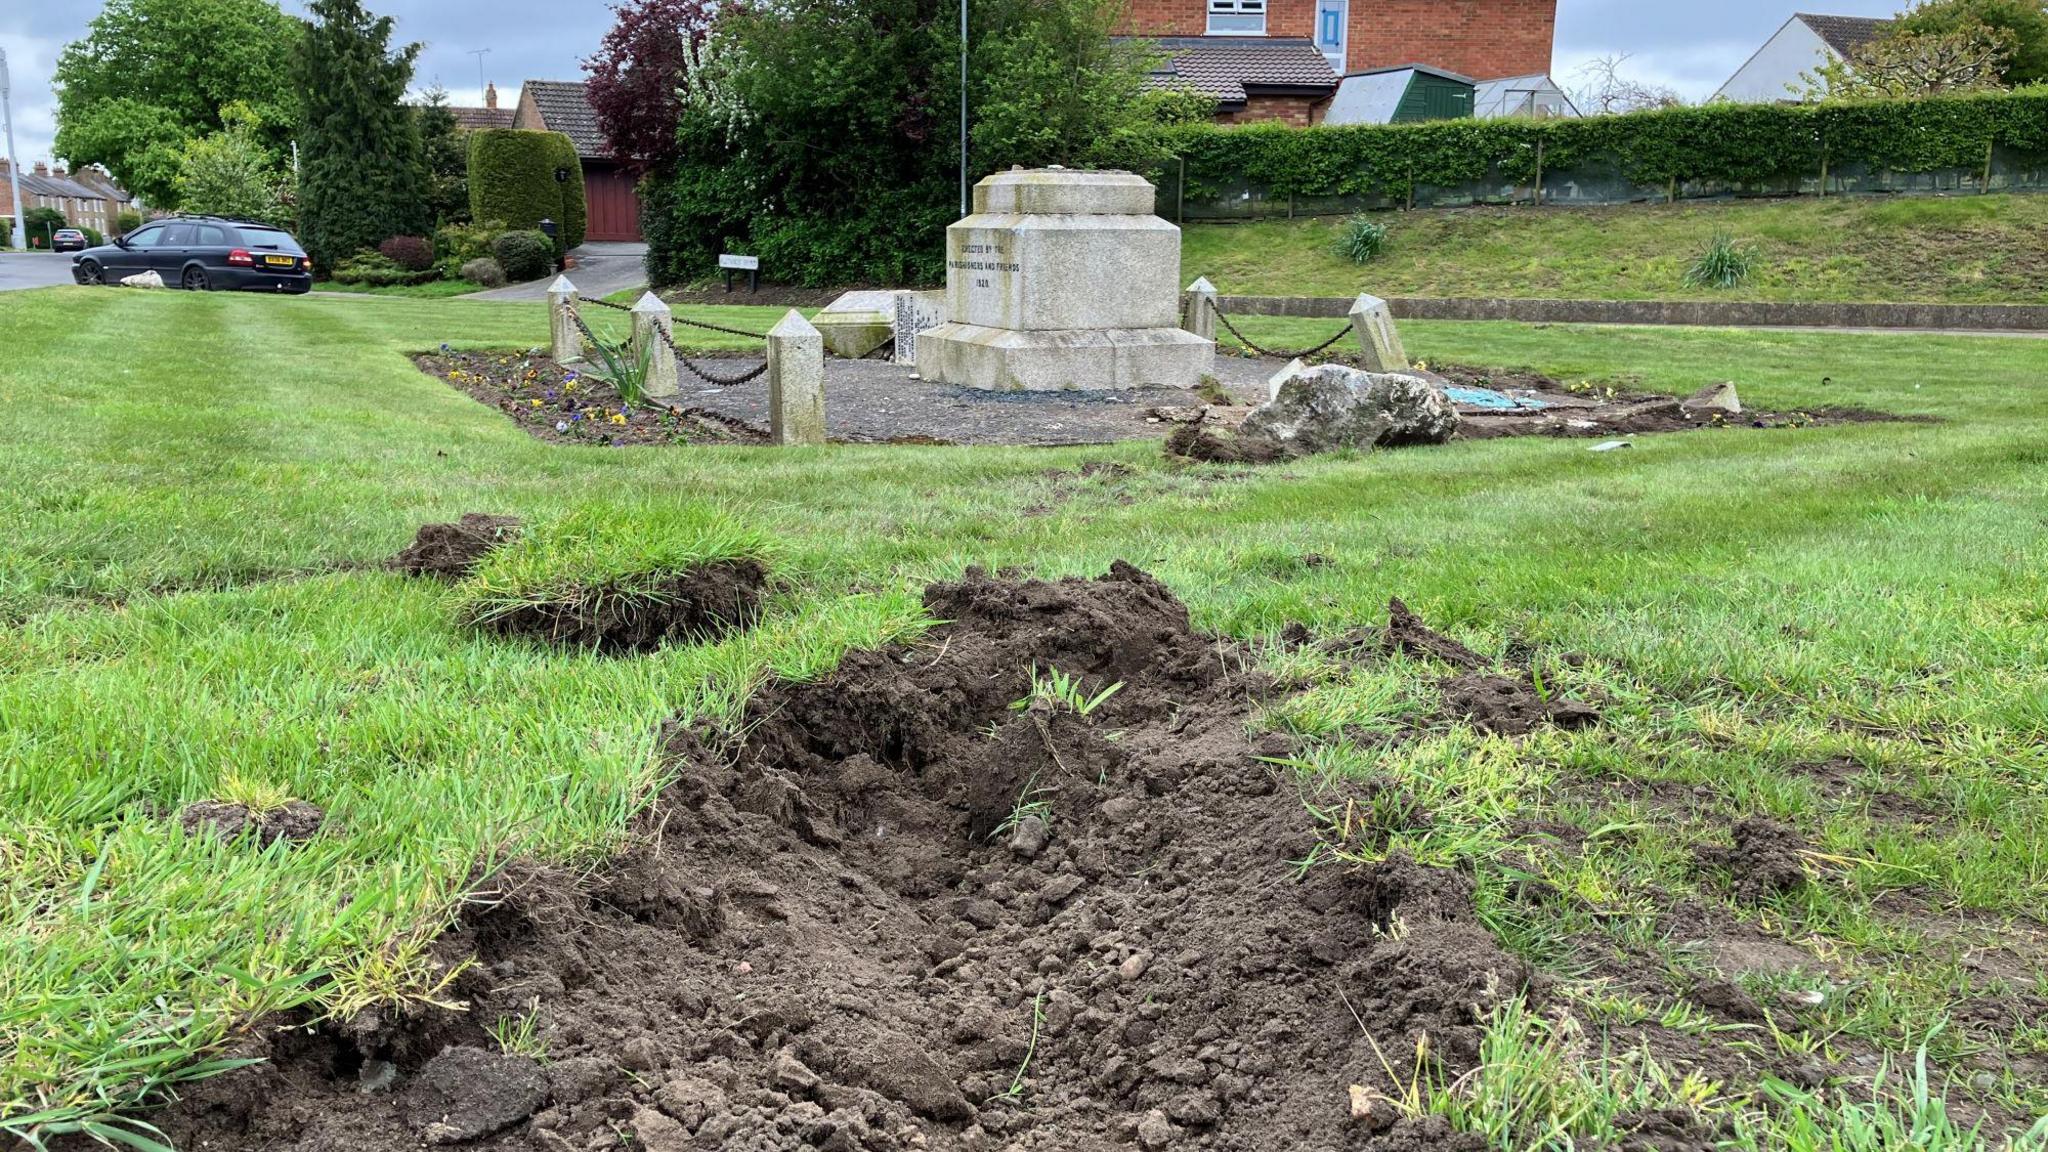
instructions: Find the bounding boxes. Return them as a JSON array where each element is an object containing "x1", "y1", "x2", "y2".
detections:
[{"x1": 585, "y1": 167, "x2": 642, "y2": 242}]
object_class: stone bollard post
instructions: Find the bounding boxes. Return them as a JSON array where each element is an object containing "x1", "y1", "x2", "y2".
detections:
[
  {"x1": 1349, "y1": 293, "x2": 1410, "y2": 372},
  {"x1": 549, "y1": 275, "x2": 582, "y2": 364},
  {"x1": 1184, "y1": 276, "x2": 1218, "y2": 342},
  {"x1": 767, "y1": 309, "x2": 826, "y2": 446},
  {"x1": 631, "y1": 291, "x2": 680, "y2": 401}
]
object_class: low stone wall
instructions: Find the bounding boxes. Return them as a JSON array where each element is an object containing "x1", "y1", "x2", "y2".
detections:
[{"x1": 1209, "y1": 295, "x2": 2048, "y2": 333}]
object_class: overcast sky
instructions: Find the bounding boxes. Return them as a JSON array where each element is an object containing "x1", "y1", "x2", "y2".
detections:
[{"x1": 3, "y1": 0, "x2": 1904, "y2": 174}]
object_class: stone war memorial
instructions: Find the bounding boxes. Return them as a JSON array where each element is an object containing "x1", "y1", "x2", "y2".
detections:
[{"x1": 916, "y1": 167, "x2": 1214, "y2": 391}]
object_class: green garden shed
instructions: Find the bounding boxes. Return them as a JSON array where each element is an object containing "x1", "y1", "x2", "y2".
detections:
[{"x1": 1324, "y1": 64, "x2": 1476, "y2": 126}]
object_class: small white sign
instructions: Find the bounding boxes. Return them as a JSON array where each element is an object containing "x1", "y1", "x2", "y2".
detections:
[{"x1": 719, "y1": 254, "x2": 759, "y2": 271}]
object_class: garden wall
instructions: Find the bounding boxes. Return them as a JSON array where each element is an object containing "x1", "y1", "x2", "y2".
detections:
[{"x1": 1155, "y1": 89, "x2": 2048, "y2": 220}]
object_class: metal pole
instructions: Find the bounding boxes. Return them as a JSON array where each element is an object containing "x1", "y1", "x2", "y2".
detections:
[
  {"x1": 959, "y1": 0, "x2": 968, "y2": 218},
  {"x1": 1, "y1": 48, "x2": 27, "y2": 251},
  {"x1": 469, "y1": 47, "x2": 492, "y2": 96}
]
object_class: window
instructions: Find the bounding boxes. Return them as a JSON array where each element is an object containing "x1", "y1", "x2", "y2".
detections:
[
  {"x1": 160, "y1": 224, "x2": 195, "y2": 246},
  {"x1": 196, "y1": 225, "x2": 230, "y2": 247},
  {"x1": 1207, "y1": 0, "x2": 1265, "y2": 35},
  {"x1": 127, "y1": 226, "x2": 165, "y2": 248}
]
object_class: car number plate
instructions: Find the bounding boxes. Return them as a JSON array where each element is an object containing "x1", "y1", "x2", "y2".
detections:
[{"x1": 264, "y1": 255, "x2": 296, "y2": 267}]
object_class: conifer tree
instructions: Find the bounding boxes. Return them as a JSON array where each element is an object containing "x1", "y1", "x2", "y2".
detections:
[{"x1": 296, "y1": 0, "x2": 426, "y2": 267}]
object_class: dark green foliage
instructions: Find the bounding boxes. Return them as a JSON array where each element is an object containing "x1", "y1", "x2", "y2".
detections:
[
  {"x1": 1684, "y1": 234, "x2": 1759, "y2": 289},
  {"x1": 417, "y1": 85, "x2": 470, "y2": 225},
  {"x1": 1335, "y1": 215, "x2": 1387, "y2": 263},
  {"x1": 1162, "y1": 88, "x2": 2048, "y2": 208},
  {"x1": 645, "y1": 0, "x2": 1172, "y2": 287},
  {"x1": 296, "y1": 0, "x2": 429, "y2": 270},
  {"x1": 80, "y1": 227, "x2": 106, "y2": 248},
  {"x1": 53, "y1": 0, "x2": 300, "y2": 206},
  {"x1": 378, "y1": 235, "x2": 434, "y2": 270},
  {"x1": 23, "y1": 207, "x2": 69, "y2": 240},
  {"x1": 1895, "y1": 0, "x2": 2048, "y2": 85},
  {"x1": 468, "y1": 130, "x2": 584, "y2": 255},
  {"x1": 492, "y1": 230, "x2": 554, "y2": 282},
  {"x1": 116, "y1": 210, "x2": 144, "y2": 236},
  {"x1": 330, "y1": 250, "x2": 441, "y2": 285}
]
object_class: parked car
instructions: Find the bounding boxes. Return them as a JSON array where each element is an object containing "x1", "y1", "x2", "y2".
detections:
[
  {"x1": 51, "y1": 229, "x2": 88, "y2": 253},
  {"x1": 70, "y1": 215, "x2": 313, "y2": 293}
]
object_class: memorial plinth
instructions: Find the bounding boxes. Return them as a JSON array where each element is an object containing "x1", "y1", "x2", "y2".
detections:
[{"x1": 916, "y1": 169, "x2": 1214, "y2": 391}]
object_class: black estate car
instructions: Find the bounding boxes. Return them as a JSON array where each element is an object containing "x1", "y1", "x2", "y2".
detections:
[{"x1": 71, "y1": 216, "x2": 313, "y2": 294}]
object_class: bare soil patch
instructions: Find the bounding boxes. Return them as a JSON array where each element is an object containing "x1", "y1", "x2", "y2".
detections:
[
  {"x1": 136, "y1": 565, "x2": 1545, "y2": 1152},
  {"x1": 388, "y1": 514, "x2": 522, "y2": 580},
  {"x1": 417, "y1": 351, "x2": 766, "y2": 447},
  {"x1": 178, "y1": 800, "x2": 326, "y2": 846},
  {"x1": 475, "y1": 558, "x2": 768, "y2": 654}
]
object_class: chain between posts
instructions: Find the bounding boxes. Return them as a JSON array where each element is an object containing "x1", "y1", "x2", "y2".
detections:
[
  {"x1": 1211, "y1": 303, "x2": 1353, "y2": 361},
  {"x1": 565, "y1": 301, "x2": 770, "y2": 388}
]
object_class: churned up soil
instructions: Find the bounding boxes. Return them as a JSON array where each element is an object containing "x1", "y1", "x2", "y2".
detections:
[
  {"x1": 475, "y1": 559, "x2": 769, "y2": 655},
  {"x1": 388, "y1": 514, "x2": 523, "y2": 580},
  {"x1": 177, "y1": 800, "x2": 327, "y2": 847},
  {"x1": 138, "y1": 565, "x2": 1545, "y2": 1152}
]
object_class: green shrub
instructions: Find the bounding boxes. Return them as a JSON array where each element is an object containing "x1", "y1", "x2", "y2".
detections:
[
  {"x1": 1684, "y1": 233, "x2": 1759, "y2": 289},
  {"x1": 460, "y1": 256, "x2": 507, "y2": 288},
  {"x1": 434, "y1": 219, "x2": 504, "y2": 277},
  {"x1": 492, "y1": 230, "x2": 554, "y2": 282},
  {"x1": 468, "y1": 129, "x2": 584, "y2": 255},
  {"x1": 1335, "y1": 215, "x2": 1388, "y2": 263},
  {"x1": 22, "y1": 206, "x2": 67, "y2": 247},
  {"x1": 116, "y1": 210, "x2": 143, "y2": 236},
  {"x1": 78, "y1": 227, "x2": 106, "y2": 248},
  {"x1": 330, "y1": 249, "x2": 443, "y2": 286}
]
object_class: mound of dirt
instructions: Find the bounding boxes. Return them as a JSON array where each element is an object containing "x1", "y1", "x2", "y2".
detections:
[
  {"x1": 138, "y1": 564, "x2": 1534, "y2": 1152},
  {"x1": 1162, "y1": 423, "x2": 1292, "y2": 465},
  {"x1": 389, "y1": 514, "x2": 522, "y2": 580},
  {"x1": 1443, "y1": 673, "x2": 1603, "y2": 736},
  {"x1": 1696, "y1": 816, "x2": 1810, "y2": 904},
  {"x1": 477, "y1": 559, "x2": 768, "y2": 654},
  {"x1": 178, "y1": 799, "x2": 326, "y2": 846}
]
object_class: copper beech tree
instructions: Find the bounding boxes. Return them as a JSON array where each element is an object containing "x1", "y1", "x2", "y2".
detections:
[{"x1": 583, "y1": 0, "x2": 720, "y2": 175}]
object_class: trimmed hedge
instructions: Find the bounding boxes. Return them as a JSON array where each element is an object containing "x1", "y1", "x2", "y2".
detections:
[
  {"x1": 1161, "y1": 88, "x2": 2048, "y2": 204},
  {"x1": 468, "y1": 129, "x2": 587, "y2": 255}
]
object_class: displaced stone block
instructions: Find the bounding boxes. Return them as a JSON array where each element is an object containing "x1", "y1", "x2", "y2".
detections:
[
  {"x1": 1240, "y1": 365, "x2": 1458, "y2": 453},
  {"x1": 815, "y1": 291, "x2": 897, "y2": 360}
]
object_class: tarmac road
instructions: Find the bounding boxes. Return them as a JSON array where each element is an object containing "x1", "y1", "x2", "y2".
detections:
[{"x1": 0, "y1": 250, "x2": 78, "y2": 292}]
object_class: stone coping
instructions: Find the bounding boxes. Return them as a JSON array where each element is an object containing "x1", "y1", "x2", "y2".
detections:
[{"x1": 1206, "y1": 294, "x2": 2048, "y2": 333}]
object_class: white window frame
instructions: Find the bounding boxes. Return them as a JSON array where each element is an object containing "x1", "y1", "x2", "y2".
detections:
[{"x1": 1207, "y1": 0, "x2": 1266, "y2": 36}]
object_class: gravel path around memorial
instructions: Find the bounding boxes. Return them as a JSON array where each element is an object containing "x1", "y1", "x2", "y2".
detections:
[{"x1": 658, "y1": 357, "x2": 1275, "y2": 446}]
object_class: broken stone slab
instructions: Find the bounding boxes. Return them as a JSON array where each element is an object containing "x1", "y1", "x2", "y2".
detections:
[
  {"x1": 1682, "y1": 382, "x2": 1742, "y2": 415},
  {"x1": 1266, "y1": 357, "x2": 1307, "y2": 402},
  {"x1": 121, "y1": 270, "x2": 165, "y2": 289},
  {"x1": 1348, "y1": 294, "x2": 1409, "y2": 372},
  {"x1": 1239, "y1": 365, "x2": 1458, "y2": 454},
  {"x1": 814, "y1": 291, "x2": 896, "y2": 360}
]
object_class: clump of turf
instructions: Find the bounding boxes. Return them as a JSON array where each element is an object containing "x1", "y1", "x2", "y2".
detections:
[
  {"x1": 456, "y1": 503, "x2": 772, "y2": 654},
  {"x1": 389, "y1": 513, "x2": 523, "y2": 579}
]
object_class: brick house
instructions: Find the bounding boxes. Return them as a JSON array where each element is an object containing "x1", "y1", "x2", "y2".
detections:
[
  {"x1": 2, "y1": 159, "x2": 135, "y2": 241},
  {"x1": 445, "y1": 80, "x2": 644, "y2": 243},
  {"x1": 1126, "y1": 0, "x2": 1557, "y2": 125},
  {"x1": 513, "y1": 80, "x2": 643, "y2": 243}
]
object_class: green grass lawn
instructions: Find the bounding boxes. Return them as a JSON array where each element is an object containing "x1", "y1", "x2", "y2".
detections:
[
  {"x1": 1181, "y1": 193, "x2": 2048, "y2": 304},
  {"x1": 3, "y1": 287, "x2": 2046, "y2": 1147},
  {"x1": 315, "y1": 277, "x2": 493, "y2": 299}
]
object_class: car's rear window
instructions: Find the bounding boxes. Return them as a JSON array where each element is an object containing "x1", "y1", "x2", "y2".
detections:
[{"x1": 237, "y1": 227, "x2": 306, "y2": 254}]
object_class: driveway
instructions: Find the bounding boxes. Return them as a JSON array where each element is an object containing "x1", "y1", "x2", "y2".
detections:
[
  {"x1": 0, "y1": 251, "x2": 79, "y2": 292},
  {"x1": 464, "y1": 241, "x2": 648, "y2": 302}
]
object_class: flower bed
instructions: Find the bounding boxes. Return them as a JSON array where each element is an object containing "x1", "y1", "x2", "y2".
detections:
[{"x1": 415, "y1": 349, "x2": 764, "y2": 447}]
